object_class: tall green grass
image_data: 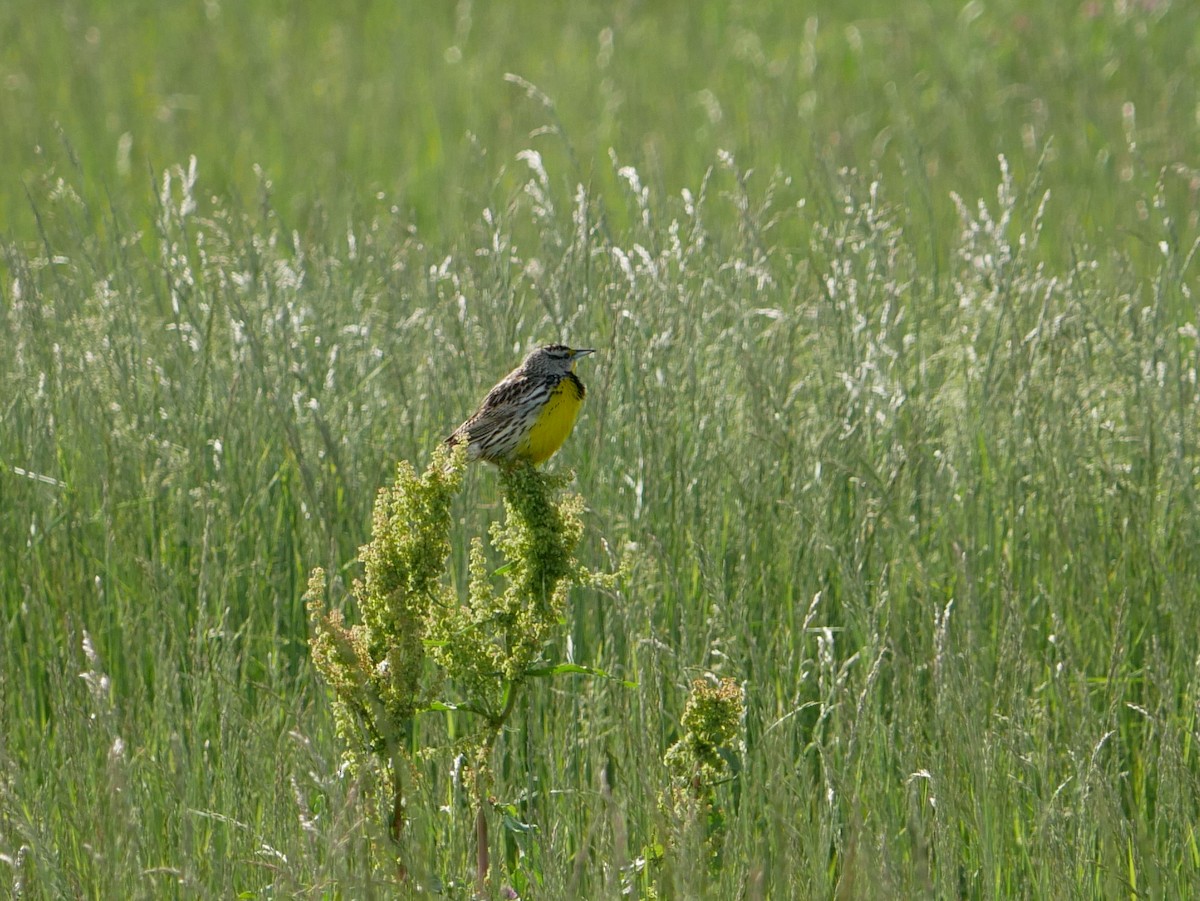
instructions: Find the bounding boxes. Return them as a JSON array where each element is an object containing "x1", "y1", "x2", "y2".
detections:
[{"x1": 3, "y1": 1, "x2": 1200, "y2": 897}]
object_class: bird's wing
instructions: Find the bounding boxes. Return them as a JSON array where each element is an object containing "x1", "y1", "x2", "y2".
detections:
[{"x1": 449, "y1": 373, "x2": 535, "y2": 444}]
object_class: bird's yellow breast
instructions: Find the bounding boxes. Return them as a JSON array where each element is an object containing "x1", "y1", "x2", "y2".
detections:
[{"x1": 521, "y1": 375, "x2": 585, "y2": 464}]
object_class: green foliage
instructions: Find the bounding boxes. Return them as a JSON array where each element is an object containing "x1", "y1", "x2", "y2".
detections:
[
  {"x1": 307, "y1": 445, "x2": 465, "y2": 772},
  {"x1": 662, "y1": 677, "x2": 745, "y2": 874},
  {"x1": 664, "y1": 676, "x2": 745, "y2": 791},
  {"x1": 428, "y1": 464, "x2": 590, "y2": 705},
  {"x1": 307, "y1": 445, "x2": 619, "y2": 879}
]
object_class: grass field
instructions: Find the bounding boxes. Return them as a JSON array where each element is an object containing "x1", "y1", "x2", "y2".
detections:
[{"x1": 3, "y1": 1, "x2": 1200, "y2": 897}]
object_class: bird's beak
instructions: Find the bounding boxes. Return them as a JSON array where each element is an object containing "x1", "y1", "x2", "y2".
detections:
[{"x1": 573, "y1": 348, "x2": 596, "y2": 358}]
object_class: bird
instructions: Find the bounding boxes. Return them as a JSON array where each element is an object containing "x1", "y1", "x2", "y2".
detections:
[{"x1": 446, "y1": 344, "x2": 596, "y2": 465}]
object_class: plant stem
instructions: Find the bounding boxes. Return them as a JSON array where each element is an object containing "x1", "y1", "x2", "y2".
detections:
[
  {"x1": 475, "y1": 797, "x2": 489, "y2": 898},
  {"x1": 389, "y1": 753, "x2": 405, "y2": 845},
  {"x1": 390, "y1": 753, "x2": 410, "y2": 879}
]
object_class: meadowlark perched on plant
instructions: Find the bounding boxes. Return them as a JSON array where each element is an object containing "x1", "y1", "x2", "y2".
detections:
[{"x1": 446, "y1": 344, "x2": 596, "y2": 465}]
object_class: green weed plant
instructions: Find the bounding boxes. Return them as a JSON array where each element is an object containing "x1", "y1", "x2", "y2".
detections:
[{"x1": 307, "y1": 445, "x2": 620, "y2": 890}]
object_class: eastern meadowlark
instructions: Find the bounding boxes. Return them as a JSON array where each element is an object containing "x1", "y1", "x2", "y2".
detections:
[{"x1": 446, "y1": 344, "x2": 596, "y2": 465}]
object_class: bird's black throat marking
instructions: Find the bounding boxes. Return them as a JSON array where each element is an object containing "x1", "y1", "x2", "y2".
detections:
[{"x1": 563, "y1": 371, "x2": 586, "y2": 400}]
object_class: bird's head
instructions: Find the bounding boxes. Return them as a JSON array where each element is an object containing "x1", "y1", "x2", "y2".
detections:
[{"x1": 524, "y1": 343, "x2": 596, "y2": 375}]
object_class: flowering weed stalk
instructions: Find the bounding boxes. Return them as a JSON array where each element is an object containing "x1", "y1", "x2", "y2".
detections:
[
  {"x1": 663, "y1": 677, "x2": 745, "y2": 876},
  {"x1": 306, "y1": 444, "x2": 619, "y2": 888}
]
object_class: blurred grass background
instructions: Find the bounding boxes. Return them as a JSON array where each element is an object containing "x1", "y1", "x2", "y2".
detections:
[{"x1": 3, "y1": 0, "x2": 1200, "y2": 897}]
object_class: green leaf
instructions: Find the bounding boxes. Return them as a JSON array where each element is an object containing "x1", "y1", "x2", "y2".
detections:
[
  {"x1": 419, "y1": 699, "x2": 496, "y2": 718},
  {"x1": 502, "y1": 812, "x2": 539, "y2": 834},
  {"x1": 523, "y1": 662, "x2": 637, "y2": 687}
]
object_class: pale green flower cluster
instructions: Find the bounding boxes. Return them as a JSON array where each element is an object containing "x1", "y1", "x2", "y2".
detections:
[
  {"x1": 306, "y1": 444, "x2": 620, "y2": 842},
  {"x1": 662, "y1": 677, "x2": 745, "y2": 870},
  {"x1": 307, "y1": 444, "x2": 466, "y2": 776}
]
